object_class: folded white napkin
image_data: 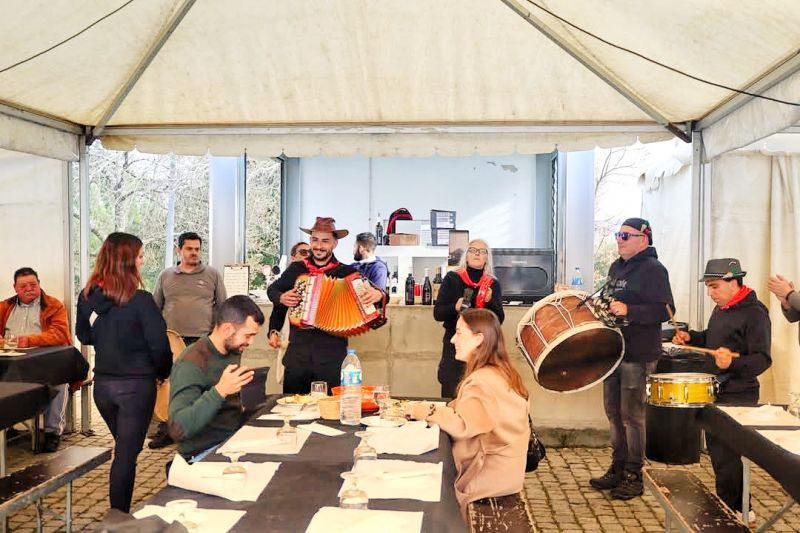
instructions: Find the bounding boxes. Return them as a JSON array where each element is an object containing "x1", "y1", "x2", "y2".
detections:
[
  {"x1": 217, "y1": 425, "x2": 311, "y2": 455},
  {"x1": 305, "y1": 507, "x2": 423, "y2": 533},
  {"x1": 367, "y1": 421, "x2": 439, "y2": 455},
  {"x1": 271, "y1": 403, "x2": 320, "y2": 415},
  {"x1": 297, "y1": 422, "x2": 345, "y2": 436},
  {"x1": 719, "y1": 405, "x2": 800, "y2": 427},
  {"x1": 167, "y1": 454, "x2": 279, "y2": 502},
  {"x1": 757, "y1": 430, "x2": 800, "y2": 455},
  {"x1": 134, "y1": 505, "x2": 246, "y2": 533},
  {"x1": 259, "y1": 411, "x2": 319, "y2": 421},
  {"x1": 340, "y1": 460, "x2": 442, "y2": 502}
]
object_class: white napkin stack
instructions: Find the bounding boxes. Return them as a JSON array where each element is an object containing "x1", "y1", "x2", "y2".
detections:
[
  {"x1": 259, "y1": 411, "x2": 320, "y2": 421},
  {"x1": 305, "y1": 507, "x2": 423, "y2": 533},
  {"x1": 367, "y1": 421, "x2": 440, "y2": 455},
  {"x1": 719, "y1": 405, "x2": 800, "y2": 427},
  {"x1": 340, "y1": 460, "x2": 443, "y2": 502},
  {"x1": 271, "y1": 404, "x2": 320, "y2": 416},
  {"x1": 297, "y1": 422, "x2": 345, "y2": 436},
  {"x1": 757, "y1": 430, "x2": 800, "y2": 455},
  {"x1": 134, "y1": 505, "x2": 246, "y2": 533},
  {"x1": 167, "y1": 454, "x2": 279, "y2": 502},
  {"x1": 217, "y1": 425, "x2": 311, "y2": 455}
]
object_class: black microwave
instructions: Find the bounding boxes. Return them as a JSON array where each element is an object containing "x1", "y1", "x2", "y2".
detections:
[{"x1": 491, "y1": 249, "x2": 555, "y2": 304}]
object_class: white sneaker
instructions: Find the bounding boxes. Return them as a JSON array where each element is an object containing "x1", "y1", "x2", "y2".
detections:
[{"x1": 737, "y1": 510, "x2": 756, "y2": 524}]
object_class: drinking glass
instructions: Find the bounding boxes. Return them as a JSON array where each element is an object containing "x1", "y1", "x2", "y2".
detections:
[
  {"x1": 339, "y1": 471, "x2": 369, "y2": 510},
  {"x1": 165, "y1": 499, "x2": 198, "y2": 526},
  {"x1": 353, "y1": 431, "x2": 377, "y2": 465},
  {"x1": 277, "y1": 414, "x2": 298, "y2": 447},
  {"x1": 373, "y1": 385, "x2": 391, "y2": 419},
  {"x1": 5, "y1": 333, "x2": 17, "y2": 350},
  {"x1": 220, "y1": 450, "x2": 248, "y2": 489},
  {"x1": 310, "y1": 381, "x2": 328, "y2": 399},
  {"x1": 788, "y1": 392, "x2": 800, "y2": 418}
]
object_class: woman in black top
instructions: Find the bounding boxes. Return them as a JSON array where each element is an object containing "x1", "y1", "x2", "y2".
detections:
[
  {"x1": 433, "y1": 239, "x2": 504, "y2": 397},
  {"x1": 76, "y1": 232, "x2": 171, "y2": 512}
]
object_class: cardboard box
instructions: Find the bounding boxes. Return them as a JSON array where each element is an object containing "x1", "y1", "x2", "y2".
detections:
[
  {"x1": 395, "y1": 220, "x2": 422, "y2": 235},
  {"x1": 389, "y1": 233, "x2": 420, "y2": 246},
  {"x1": 430, "y1": 209, "x2": 456, "y2": 229}
]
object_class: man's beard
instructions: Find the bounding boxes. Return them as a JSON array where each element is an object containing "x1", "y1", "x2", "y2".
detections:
[
  {"x1": 353, "y1": 250, "x2": 363, "y2": 262},
  {"x1": 312, "y1": 250, "x2": 332, "y2": 264},
  {"x1": 224, "y1": 335, "x2": 246, "y2": 355}
]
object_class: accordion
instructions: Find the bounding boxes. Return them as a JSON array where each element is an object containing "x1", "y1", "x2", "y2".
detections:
[{"x1": 288, "y1": 272, "x2": 385, "y2": 337}]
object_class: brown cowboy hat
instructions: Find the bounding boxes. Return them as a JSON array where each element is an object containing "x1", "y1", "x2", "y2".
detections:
[{"x1": 299, "y1": 217, "x2": 349, "y2": 239}]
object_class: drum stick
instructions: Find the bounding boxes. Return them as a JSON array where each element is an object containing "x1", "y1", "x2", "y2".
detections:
[
  {"x1": 678, "y1": 344, "x2": 740, "y2": 359},
  {"x1": 665, "y1": 304, "x2": 680, "y2": 330}
]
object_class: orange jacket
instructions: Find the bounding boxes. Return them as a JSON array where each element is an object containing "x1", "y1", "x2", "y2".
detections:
[{"x1": 0, "y1": 291, "x2": 71, "y2": 347}]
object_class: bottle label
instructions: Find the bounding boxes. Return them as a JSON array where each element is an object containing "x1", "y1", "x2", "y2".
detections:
[{"x1": 341, "y1": 369, "x2": 362, "y2": 386}]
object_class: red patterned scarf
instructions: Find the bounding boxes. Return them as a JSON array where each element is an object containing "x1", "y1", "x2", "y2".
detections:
[{"x1": 457, "y1": 269, "x2": 494, "y2": 309}]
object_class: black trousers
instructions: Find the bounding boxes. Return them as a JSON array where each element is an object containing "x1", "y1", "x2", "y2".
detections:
[
  {"x1": 437, "y1": 343, "x2": 464, "y2": 399},
  {"x1": 94, "y1": 378, "x2": 156, "y2": 513},
  {"x1": 283, "y1": 329, "x2": 347, "y2": 394}
]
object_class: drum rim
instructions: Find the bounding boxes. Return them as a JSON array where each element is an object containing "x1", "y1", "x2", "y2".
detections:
[
  {"x1": 647, "y1": 399, "x2": 714, "y2": 408},
  {"x1": 648, "y1": 372, "x2": 717, "y2": 383}
]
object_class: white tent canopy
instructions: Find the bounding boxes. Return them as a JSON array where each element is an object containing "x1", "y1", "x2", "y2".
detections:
[{"x1": 0, "y1": 0, "x2": 798, "y2": 159}]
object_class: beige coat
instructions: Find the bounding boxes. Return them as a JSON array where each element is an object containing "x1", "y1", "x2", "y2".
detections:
[{"x1": 427, "y1": 366, "x2": 530, "y2": 518}]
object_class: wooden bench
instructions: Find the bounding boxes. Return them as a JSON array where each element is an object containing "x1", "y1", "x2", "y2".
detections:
[
  {"x1": 468, "y1": 492, "x2": 536, "y2": 533},
  {"x1": 0, "y1": 446, "x2": 110, "y2": 532},
  {"x1": 643, "y1": 467, "x2": 750, "y2": 532}
]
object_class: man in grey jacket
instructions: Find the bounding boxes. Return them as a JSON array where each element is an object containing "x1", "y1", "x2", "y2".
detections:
[{"x1": 768, "y1": 273, "x2": 800, "y2": 344}]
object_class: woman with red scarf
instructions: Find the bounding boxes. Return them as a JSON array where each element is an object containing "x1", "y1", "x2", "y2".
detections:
[{"x1": 434, "y1": 239, "x2": 504, "y2": 397}]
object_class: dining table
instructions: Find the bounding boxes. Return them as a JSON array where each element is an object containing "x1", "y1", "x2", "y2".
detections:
[
  {"x1": 142, "y1": 395, "x2": 467, "y2": 532},
  {"x1": 0, "y1": 381, "x2": 50, "y2": 476},
  {"x1": 0, "y1": 345, "x2": 88, "y2": 386}
]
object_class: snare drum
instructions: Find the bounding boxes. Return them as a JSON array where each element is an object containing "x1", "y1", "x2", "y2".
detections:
[{"x1": 646, "y1": 372, "x2": 716, "y2": 407}]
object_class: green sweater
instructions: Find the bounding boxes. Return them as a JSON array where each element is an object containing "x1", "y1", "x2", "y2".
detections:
[{"x1": 168, "y1": 336, "x2": 245, "y2": 459}]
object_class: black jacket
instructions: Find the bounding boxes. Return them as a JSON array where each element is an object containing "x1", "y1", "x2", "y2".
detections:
[
  {"x1": 607, "y1": 247, "x2": 674, "y2": 363},
  {"x1": 688, "y1": 290, "x2": 771, "y2": 399},
  {"x1": 433, "y1": 267, "x2": 505, "y2": 348},
  {"x1": 76, "y1": 286, "x2": 172, "y2": 380}
]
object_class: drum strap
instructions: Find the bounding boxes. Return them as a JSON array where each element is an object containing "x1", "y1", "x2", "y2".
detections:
[
  {"x1": 457, "y1": 269, "x2": 493, "y2": 308},
  {"x1": 303, "y1": 258, "x2": 340, "y2": 275}
]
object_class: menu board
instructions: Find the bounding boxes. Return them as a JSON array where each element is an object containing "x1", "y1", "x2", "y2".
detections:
[{"x1": 223, "y1": 264, "x2": 250, "y2": 297}]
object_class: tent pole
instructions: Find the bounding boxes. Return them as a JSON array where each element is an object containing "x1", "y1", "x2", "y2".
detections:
[{"x1": 688, "y1": 132, "x2": 705, "y2": 329}]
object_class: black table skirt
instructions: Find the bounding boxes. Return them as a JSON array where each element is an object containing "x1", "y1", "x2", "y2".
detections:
[
  {"x1": 145, "y1": 396, "x2": 467, "y2": 532},
  {"x1": 0, "y1": 346, "x2": 89, "y2": 385},
  {"x1": 0, "y1": 382, "x2": 50, "y2": 429},
  {"x1": 697, "y1": 404, "x2": 800, "y2": 502}
]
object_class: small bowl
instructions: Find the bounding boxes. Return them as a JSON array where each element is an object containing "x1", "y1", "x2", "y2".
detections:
[
  {"x1": 318, "y1": 396, "x2": 341, "y2": 420},
  {"x1": 331, "y1": 385, "x2": 379, "y2": 412}
]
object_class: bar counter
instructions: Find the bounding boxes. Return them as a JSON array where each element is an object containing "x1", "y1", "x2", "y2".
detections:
[{"x1": 246, "y1": 302, "x2": 609, "y2": 435}]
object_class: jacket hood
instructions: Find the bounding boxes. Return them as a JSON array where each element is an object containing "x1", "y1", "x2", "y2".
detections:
[{"x1": 85, "y1": 285, "x2": 116, "y2": 315}]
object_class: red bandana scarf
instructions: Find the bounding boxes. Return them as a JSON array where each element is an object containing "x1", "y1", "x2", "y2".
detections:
[
  {"x1": 303, "y1": 258, "x2": 339, "y2": 275},
  {"x1": 721, "y1": 285, "x2": 752, "y2": 310},
  {"x1": 457, "y1": 269, "x2": 494, "y2": 309}
]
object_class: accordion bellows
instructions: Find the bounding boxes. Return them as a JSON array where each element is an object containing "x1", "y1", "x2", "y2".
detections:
[{"x1": 289, "y1": 272, "x2": 381, "y2": 337}]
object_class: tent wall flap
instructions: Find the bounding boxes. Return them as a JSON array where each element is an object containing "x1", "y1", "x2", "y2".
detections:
[{"x1": 0, "y1": 113, "x2": 78, "y2": 162}]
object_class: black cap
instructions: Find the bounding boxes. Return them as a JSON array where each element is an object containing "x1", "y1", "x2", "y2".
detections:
[
  {"x1": 699, "y1": 258, "x2": 747, "y2": 282},
  {"x1": 621, "y1": 217, "x2": 653, "y2": 245}
]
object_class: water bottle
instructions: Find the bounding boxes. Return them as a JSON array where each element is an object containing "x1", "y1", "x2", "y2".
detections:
[
  {"x1": 571, "y1": 266, "x2": 584, "y2": 291},
  {"x1": 339, "y1": 348, "x2": 362, "y2": 425}
]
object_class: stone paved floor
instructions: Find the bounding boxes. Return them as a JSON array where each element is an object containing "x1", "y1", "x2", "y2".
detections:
[{"x1": 4, "y1": 394, "x2": 800, "y2": 532}]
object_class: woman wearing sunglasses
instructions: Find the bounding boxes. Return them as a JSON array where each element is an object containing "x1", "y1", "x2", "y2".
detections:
[
  {"x1": 406, "y1": 308, "x2": 529, "y2": 520},
  {"x1": 434, "y1": 238, "x2": 504, "y2": 397}
]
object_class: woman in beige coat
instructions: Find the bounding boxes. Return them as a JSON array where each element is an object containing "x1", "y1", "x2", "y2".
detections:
[{"x1": 406, "y1": 308, "x2": 530, "y2": 519}]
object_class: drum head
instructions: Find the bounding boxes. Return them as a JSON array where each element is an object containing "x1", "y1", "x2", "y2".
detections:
[{"x1": 537, "y1": 326, "x2": 624, "y2": 393}]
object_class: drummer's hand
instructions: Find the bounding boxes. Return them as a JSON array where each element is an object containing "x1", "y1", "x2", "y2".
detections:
[
  {"x1": 279, "y1": 288, "x2": 301, "y2": 307},
  {"x1": 712, "y1": 347, "x2": 734, "y2": 370},
  {"x1": 359, "y1": 286, "x2": 383, "y2": 306},
  {"x1": 672, "y1": 330, "x2": 690, "y2": 345},
  {"x1": 268, "y1": 330, "x2": 282, "y2": 349},
  {"x1": 609, "y1": 301, "x2": 628, "y2": 316},
  {"x1": 215, "y1": 364, "x2": 254, "y2": 397},
  {"x1": 454, "y1": 298, "x2": 464, "y2": 311},
  {"x1": 554, "y1": 283, "x2": 570, "y2": 292}
]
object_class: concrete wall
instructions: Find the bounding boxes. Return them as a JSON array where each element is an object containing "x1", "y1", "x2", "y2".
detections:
[
  {"x1": 245, "y1": 303, "x2": 609, "y2": 438},
  {"x1": 0, "y1": 149, "x2": 69, "y2": 304}
]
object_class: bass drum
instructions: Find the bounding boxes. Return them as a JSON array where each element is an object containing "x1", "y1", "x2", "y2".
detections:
[{"x1": 516, "y1": 290, "x2": 624, "y2": 393}]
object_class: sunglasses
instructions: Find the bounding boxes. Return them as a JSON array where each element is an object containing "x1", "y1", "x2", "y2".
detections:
[
  {"x1": 296, "y1": 249, "x2": 310, "y2": 256},
  {"x1": 614, "y1": 232, "x2": 646, "y2": 241},
  {"x1": 467, "y1": 247, "x2": 489, "y2": 256}
]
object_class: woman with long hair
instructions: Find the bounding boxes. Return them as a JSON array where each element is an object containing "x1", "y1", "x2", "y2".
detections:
[
  {"x1": 407, "y1": 308, "x2": 530, "y2": 519},
  {"x1": 433, "y1": 238, "x2": 504, "y2": 397},
  {"x1": 76, "y1": 232, "x2": 172, "y2": 512}
]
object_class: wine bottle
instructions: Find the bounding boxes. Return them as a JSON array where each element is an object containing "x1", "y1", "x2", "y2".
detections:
[
  {"x1": 422, "y1": 268, "x2": 433, "y2": 305},
  {"x1": 404, "y1": 272, "x2": 415, "y2": 305},
  {"x1": 432, "y1": 267, "x2": 443, "y2": 304},
  {"x1": 375, "y1": 214, "x2": 384, "y2": 243}
]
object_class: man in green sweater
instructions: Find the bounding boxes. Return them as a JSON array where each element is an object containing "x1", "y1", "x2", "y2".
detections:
[{"x1": 168, "y1": 295, "x2": 264, "y2": 461}]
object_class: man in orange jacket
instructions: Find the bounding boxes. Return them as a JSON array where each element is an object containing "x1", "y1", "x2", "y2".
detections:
[{"x1": 0, "y1": 267, "x2": 72, "y2": 451}]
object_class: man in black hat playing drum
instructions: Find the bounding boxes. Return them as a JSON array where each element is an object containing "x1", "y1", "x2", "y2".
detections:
[
  {"x1": 672, "y1": 258, "x2": 771, "y2": 521},
  {"x1": 589, "y1": 217, "x2": 674, "y2": 500}
]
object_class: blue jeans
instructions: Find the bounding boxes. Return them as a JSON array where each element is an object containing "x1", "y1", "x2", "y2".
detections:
[
  {"x1": 94, "y1": 378, "x2": 156, "y2": 513},
  {"x1": 603, "y1": 361, "x2": 657, "y2": 473}
]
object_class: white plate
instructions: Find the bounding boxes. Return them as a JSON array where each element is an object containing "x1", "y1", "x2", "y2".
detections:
[
  {"x1": 361, "y1": 415, "x2": 407, "y2": 428},
  {"x1": 276, "y1": 395, "x2": 318, "y2": 406}
]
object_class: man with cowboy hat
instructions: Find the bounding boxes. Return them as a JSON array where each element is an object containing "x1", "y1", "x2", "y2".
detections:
[
  {"x1": 673, "y1": 257, "x2": 771, "y2": 520},
  {"x1": 267, "y1": 217, "x2": 385, "y2": 393}
]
